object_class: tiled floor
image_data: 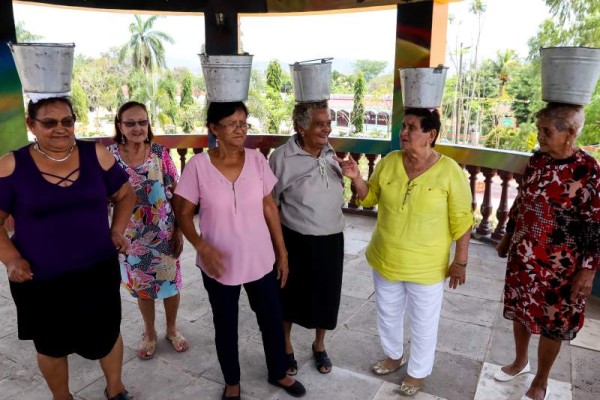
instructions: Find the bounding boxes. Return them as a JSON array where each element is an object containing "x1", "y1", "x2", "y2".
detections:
[{"x1": 0, "y1": 214, "x2": 599, "y2": 400}]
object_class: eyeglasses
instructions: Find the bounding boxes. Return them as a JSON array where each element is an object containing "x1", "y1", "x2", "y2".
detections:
[
  {"x1": 402, "y1": 181, "x2": 416, "y2": 209},
  {"x1": 121, "y1": 119, "x2": 149, "y2": 128},
  {"x1": 33, "y1": 116, "x2": 76, "y2": 129},
  {"x1": 218, "y1": 122, "x2": 251, "y2": 131}
]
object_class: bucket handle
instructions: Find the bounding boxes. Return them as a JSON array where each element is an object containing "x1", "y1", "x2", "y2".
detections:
[
  {"x1": 293, "y1": 57, "x2": 333, "y2": 66},
  {"x1": 433, "y1": 64, "x2": 446, "y2": 74}
]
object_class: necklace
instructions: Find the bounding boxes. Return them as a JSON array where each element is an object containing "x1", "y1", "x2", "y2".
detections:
[
  {"x1": 34, "y1": 141, "x2": 76, "y2": 162},
  {"x1": 404, "y1": 151, "x2": 437, "y2": 174}
]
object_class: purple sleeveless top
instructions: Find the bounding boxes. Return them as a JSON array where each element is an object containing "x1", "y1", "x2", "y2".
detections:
[{"x1": 0, "y1": 140, "x2": 129, "y2": 281}]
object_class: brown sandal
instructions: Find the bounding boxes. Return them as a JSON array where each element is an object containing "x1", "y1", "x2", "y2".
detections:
[{"x1": 137, "y1": 334, "x2": 156, "y2": 360}]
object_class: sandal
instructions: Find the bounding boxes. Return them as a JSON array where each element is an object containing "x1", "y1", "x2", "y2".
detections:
[
  {"x1": 372, "y1": 355, "x2": 407, "y2": 375},
  {"x1": 166, "y1": 332, "x2": 189, "y2": 353},
  {"x1": 312, "y1": 343, "x2": 332, "y2": 374},
  {"x1": 286, "y1": 352, "x2": 298, "y2": 376},
  {"x1": 398, "y1": 381, "x2": 422, "y2": 397},
  {"x1": 137, "y1": 334, "x2": 156, "y2": 360}
]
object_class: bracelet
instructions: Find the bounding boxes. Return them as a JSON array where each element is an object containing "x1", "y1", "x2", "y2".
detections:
[{"x1": 453, "y1": 260, "x2": 467, "y2": 267}]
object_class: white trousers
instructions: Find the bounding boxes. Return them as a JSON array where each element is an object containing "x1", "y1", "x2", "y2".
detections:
[{"x1": 373, "y1": 269, "x2": 445, "y2": 379}]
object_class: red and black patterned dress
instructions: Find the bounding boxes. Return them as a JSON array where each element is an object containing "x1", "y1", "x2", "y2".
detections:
[{"x1": 504, "y1": 150, "x2": 600, "y2": 340}]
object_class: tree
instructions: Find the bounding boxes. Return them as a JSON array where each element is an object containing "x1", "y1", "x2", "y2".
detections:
[
  {"x1": 180, "y1": 72, "x2": 194, "y2": 107},
  {"x1": 15, "y1": 21, "x2": 42, "y2": 42},
  {"x1": 266, "y1": 60, "x2": 283, "y2": 92},
  {"x1": 490, "y1": 50, "x2": 519, "y2": 97},
  {"x1": 70, "y1": 81, "x2": 89, "y2": 125},
  {"x1": 118, "y1": 15, "x2": 174, "y2": 75},
  {"x1": 331, "y1": 70, "x2": 355, "y2": 94},
  {"x1": 352, "y1": 72, "x2": 366, "y2": 133},
  {"x1": 353, "y1": 60, "x2": 387, "y2": 82},
  {"x1": 265, "y1": 60, "x2": 285, "y2": 133}
]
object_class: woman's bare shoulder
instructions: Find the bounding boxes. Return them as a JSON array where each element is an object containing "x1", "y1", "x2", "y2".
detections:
[{"x1": 0, "y1": 152, "x2": 16, "y2": 178}]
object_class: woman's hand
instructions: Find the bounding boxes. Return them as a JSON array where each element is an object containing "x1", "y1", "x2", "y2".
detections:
[
  {"x1": 110, "y1": 231, "x2": 130, "y2": 254},
  {"x1": 275, "y1": 251, "x2": 289, "y2": 288},
  {"x1": 496, "y1": 233, "x2": 512, "y2": 258},
  {"x1": 333, "y1": 156, "x2": 360, "y2": 180},
  {"x1": 571, "y1": 269, "x2": 596, "y2": 301},
  {"x1": 5, "y1": 257, "x2": 33, "y2": 282},
  {"x1": 197, "y1": 241, "x2": 225, "y2": 279},
  {"x1": 447, "y1": 260, "x2": 467, "y2": 289},
  {"x1": 170, "y1": 230, "x2": 184, "y2": 258}
]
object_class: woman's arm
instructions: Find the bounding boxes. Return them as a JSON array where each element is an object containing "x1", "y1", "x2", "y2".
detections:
[
  {"x1": 263, "y1": 193, "x2": 288, "y2": 288},
  {"x1": 0, "y1": 210, "x2": 33, "y2": 282},
  {"x1": 109, "y1": 182, "x2": 135, "y2": 253},
  {"x1": 334, "y1": 155, "x2": 369, "y2": 200},
  {"x1": 447, "y1": 228, "x2": 470, "y2": 289}
]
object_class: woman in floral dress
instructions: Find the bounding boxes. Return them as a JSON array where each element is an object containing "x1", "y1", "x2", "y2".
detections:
[
  {"x1": 495, "y1": 103, "x2": 600, "y2": 400},
  {"x1": 109, "y1": 101, "x2": 189, "y2": 360}
]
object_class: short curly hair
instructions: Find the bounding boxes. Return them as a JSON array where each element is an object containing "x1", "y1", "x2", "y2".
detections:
[
  {"x1": 292, "y1": 101, "x2": 329, "y2": 134},
  {"x1": 535, "y1": 102, "x2": 585, "y2": 137}
]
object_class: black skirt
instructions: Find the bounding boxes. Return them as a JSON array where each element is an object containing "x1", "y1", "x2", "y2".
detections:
[
  {"x1": 280, "y1": 225, "x2": 344, "y2": 330},
  {"x1": 9, "y1": 257, "x2": 122, "y2": 359}
]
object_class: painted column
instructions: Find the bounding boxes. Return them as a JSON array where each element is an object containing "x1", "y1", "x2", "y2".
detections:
[
  {"x1": 0, "y1": 0, "x2": 27, "y2": 155},
  {"x1": 391, "y1": 0, "x2": 449, "y2": 151}
]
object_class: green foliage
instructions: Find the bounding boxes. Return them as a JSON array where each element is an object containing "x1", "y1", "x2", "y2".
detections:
[
  {"x1": 180, "y1": 72, "x2": 194, "y2": 107},
  {"x1": 266, "y1": 60, "x2": 283, "y2": 92},
  {"x1": 265, "y1": 60, "x2": 285, "y2": 133},
  {"x1": 70, "y1": 81, "x2": 89, "y2": 125},
  {"x1": 127, "y1": 71, "x2": 152, "y2": 104},
  {"x1": 482, "y1": 123, "x2": 537, "y2": 152},
  {"x1": 119, "y1": 15, "x2": 174, "y2": 75},
  {"x1": 331, "y1": 70, "x2": 355, "y2": 94},
  {"x1": 352, "y1": 72, "x2": 366, "y2": 133},
  {"x1": 15, "y1": 21, "x2": 42, "y2": 42},
  {"x1": 505, "y1": 63, "x2": 543, "y2": 124},
  {"x1": 178, "y1": 102, "x2": 202, "y2": 134},
  {"x1": 353, "y1": 60, "x2": 387, "y2": 82}
]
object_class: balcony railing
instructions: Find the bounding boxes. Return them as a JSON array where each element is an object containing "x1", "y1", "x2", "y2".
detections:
[{"x1": 93, "y1": 134, "x2": 531, "y2": 243}]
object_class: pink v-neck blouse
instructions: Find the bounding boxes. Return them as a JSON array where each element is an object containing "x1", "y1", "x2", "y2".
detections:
[{"x1": 175, "y1": 149, "x2": 278, "y2": 285}]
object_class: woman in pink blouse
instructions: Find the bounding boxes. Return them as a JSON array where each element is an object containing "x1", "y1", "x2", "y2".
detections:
[{"x1": 174, "y1": 102, "x2": 306, "y2": 399}]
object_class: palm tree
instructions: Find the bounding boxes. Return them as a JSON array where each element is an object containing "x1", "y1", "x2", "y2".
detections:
[
  {"x1": 119, "y1": 15, "x2": 174, "y2": 76},
  {"x1": 491, "y1": 49, "x2": 518, "y2": 97}
]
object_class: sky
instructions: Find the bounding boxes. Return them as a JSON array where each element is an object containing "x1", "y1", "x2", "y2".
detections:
[{"x1": 12, "y1": 0, "x2": 550, "y2": 74}]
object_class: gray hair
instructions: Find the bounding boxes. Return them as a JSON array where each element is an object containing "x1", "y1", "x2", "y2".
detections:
[
  {"x1": 292, "y1": 101, "x2": 329, "y2": 134},
  {"x1": 535, "y1": 103, "x2": 585, "y2": 137}
]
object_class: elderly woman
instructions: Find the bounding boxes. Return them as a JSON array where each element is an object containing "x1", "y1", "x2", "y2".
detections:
[
  {"x1": 108, "y1": 101, "x2": 188, "y2": 360},
  {"x1": 174, "y1": 101, "x2": 306, "y2": 399},
  {"x1": 0, "y1": 97, "x2": 135, "y2": 400},
  {"x1": 337, "y1": 108, "x2": 473, "y2": 396},
  {"x1": 269, "y1": 101, "x2": 344, "y2": 375},
  {"x1": 495, "y1": 103, "x2": 600, "y2": 400}
]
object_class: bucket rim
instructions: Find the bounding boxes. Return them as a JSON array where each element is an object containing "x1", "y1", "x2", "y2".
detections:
[
  {"x1": 290, "y1": 57, "x2": 333, "y2": 67},
  {"x1": 540, "y1": 46, "x2": 600, "y2": 52},
  {"x1": 399, "y1": 65, "x2": 449, "y2": 72},
  {"x1": 8, "y1": 42, "x2": 75, "y2": 49}
]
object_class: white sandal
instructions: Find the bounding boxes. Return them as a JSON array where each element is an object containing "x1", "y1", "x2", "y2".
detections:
[
  {"x1": 494, "y1": 361, "x2": 530, "y2": 382},
  {"x1": 372, "y1": 355, "x2": 407, "y2": 375}
]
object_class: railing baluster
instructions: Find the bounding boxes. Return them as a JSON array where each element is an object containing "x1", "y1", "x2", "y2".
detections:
[
  {"x1": 476, "y1": 167, "x2": 497, "y2": 236},
  {"x1": 466, "y1": 165, "x2": 480, "y2": 212},
  {"x1": 492, "y1": 170, "x2": 513, "y2": 240},
  {"x1": 177, "y1": 148, "x2": 188, "y2": 170}
]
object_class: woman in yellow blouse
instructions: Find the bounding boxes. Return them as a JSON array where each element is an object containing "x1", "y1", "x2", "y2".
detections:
[{"x1": 336, "y1": 108, "x2": 473, "y2": 396}]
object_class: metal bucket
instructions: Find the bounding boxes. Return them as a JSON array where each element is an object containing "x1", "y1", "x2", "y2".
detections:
[
  {"x1": 199, "y1": 54, "x2": 253, "y2": 102},
  {"x1": 541, "y1": 47, "x2": 600, "y2": 105},
  {"x1": 7, "y1": 42, "x2": 75, "y2": 94},
  {"x1": 399, "y1": 65, "x2": 448, "y2": 108},
  {"x1": 290, "y1": 58, "x2": 332, "y2": 102}
]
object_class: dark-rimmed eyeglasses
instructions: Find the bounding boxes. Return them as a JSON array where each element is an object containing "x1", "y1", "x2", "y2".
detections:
[
  {"x1": 218, "y1": 122, "x2": 251, "y2": 131},
  {"x1": 33, "y1": 116, "x2": 76, "y2": 129},
  {"x1": 121, "y1": 119, "x2": 149, "y2": 128}
]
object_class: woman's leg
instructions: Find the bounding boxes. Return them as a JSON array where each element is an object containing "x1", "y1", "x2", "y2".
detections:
[
  {"x1": 163, "y1": 293, "x2": 189, "y2": 352},
  {"x1": 524, "y1": 335, "x2": 561, "y2": 400},
  {"x1": 37, "y1": 353, "x2": 71, "y2": 400},
  {"x1": 404, "y1": 280, "x2": 445, "y2": 383},
  {"x1": 202, "y1": 271, "x2": 242, "y2": 396},
  {"x1": 98, "y1": 335, "x2": 127, "y2": 398},
  {"x1": 284, "y1": 321, "x2": 293, "y2": 354},
  {"x1": 500, "y1": 320, "x2": 532, "y2": 375},
  {"x1": 138, "y1": 298, "x2": 157, "y2": 339},
  {"x1": 372, "y1": 269, "x2": 407, "y2": 369},
  {"x1": 314, "y1": 329, "x2": 327, "y2": 351}
]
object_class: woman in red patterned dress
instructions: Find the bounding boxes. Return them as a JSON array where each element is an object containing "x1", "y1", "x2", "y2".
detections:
[{"x1": 495, "y1": 103, "x2": 600, "y2": 400}]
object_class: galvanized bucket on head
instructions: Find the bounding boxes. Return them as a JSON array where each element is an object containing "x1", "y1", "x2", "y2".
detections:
[
  {"x1": 199, "y1": 54, "x2": 253, "y2": 102},
  {"x1": 541, "y1": 46, "x2": 600, "y2": 106},
  {"x1": 399, "y1": 65, "x2": 448, "y2": 108},
  {"x1": 290, "y1": 58, "x2": 333, "y2": 103},
  {"x1": 7, "y1": 42, "x2": 75, "y2": 94}
]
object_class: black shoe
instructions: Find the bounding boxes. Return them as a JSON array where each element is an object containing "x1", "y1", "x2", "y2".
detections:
[
  {"x1": 267, "y1": 378, "x2": 306, "y2": 398},
  {"x1": 221, "y1": 385, "x2": 241, "y2": 400},
  {"x1": 104, "y1": 388, "x2": 132, "y2": 400}
]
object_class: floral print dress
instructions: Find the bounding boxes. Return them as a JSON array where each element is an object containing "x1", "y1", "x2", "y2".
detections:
[
  {"x1": 504, "y1": 150, "x2": 600, "y2": 340},
  {"x1": 109, "y1": 143, "x2": 182, "y2": 299}
]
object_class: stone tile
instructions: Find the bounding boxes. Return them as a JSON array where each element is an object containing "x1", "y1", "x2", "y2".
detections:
[
  {"x1": 493, "y1": 304, "x2": 514, "y2": 332},
  {"x1": 0, "y1": 368, "x2": 51, "y2": 400},
  {"x1": 373, "y1": 381, "x2": 446, "y2": 400},
  {"x1": 0, "y1": 332, "x2": 38, "y2": 370},
  {"x1": 571, "y1": 346, "x2": 600, "y2": 395},
  {"x1": 176, "y1": 282, "x2": 213, "y2": 323},
  {"x1": 445, "y1": 272, "x2": 504, "y2": 302},
  {"x1": 0, "y1": 354, "x2": 19, "y2": 380},
  {"x1": 343, "y1": 255, "x2": 373, "y2": 276},
  {"x1": 163, "y1": 376, "x2": 242, "y2": 400},
  {"x1": 583, "y1": 296, "x2": 600, "y2": 320},
  {"x1": 66, "y1": 347, "x2": 138, "y2": 393},
  {"x1": 0, "y1": 269, "x2": 10, "y2": 300},
  {"x1": 485, "y1": 328, "x2": 572, "y2": 383},
  {"x1": 426, "y1": 351, "x2": 482, "y2": 400},
  {"x1": 572, "y1": 387, "x2": 599, "y2": 400},
  {"x1": 570, "y1": 318, "x2": 600, "y2": 352},
  {"x1": 345, "y1": 301, "x2": 379, "y2": 336},
  {"x1": 341, "y1": 271, "x2": 374, "y2": 300},
  {"x1": 345, "y1": 236, "x2": 370, "y2": 256},
  {"x1": 474, "y1": 362, "x2": 572, "y2": 400},
  {"x1": 441, "y1": 291, "x2": 501, "y2": 328},
  {"x1": 437, "y1": 317, "x2": 492, "y2": 362},
  {"x1": 0, "y1": 298, "x2": 18, "y2": 339},
  {"x1": 338, "y1": 295, "x2": 368, "y2": 326},
  {"x1": 269, "y1": 364, "x2": 383, "y2": 400}
]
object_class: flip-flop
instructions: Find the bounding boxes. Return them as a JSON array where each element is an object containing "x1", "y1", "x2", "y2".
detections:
[
  {"x1": 398, "y1": 381, "x2": 422, "y2": 397},
  {"x1": 166, "y1": 332, "x2": 189, "y2": 353},
  {"x1": 137, "y1": 334, "x2": 156, "y2": 360},
  {"x1": 286, "y1": 352, "x2": 298, "y2": 376},
  {"x1": 312, "y1": 343, "x2": 332, "y2": 374}
]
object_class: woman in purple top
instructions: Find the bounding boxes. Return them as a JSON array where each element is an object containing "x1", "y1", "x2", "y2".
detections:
[
  {"x1": 174, "y1": 102, "x2": 306, "y2": 399},
  {"x1": 0, "y1": 97, "x2": 135, "y2": 400}
]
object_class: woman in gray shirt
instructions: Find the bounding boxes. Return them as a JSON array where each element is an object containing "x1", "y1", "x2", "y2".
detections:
[{"x1": 269, "y1": 101, "x2": 345, "y2": 375}]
